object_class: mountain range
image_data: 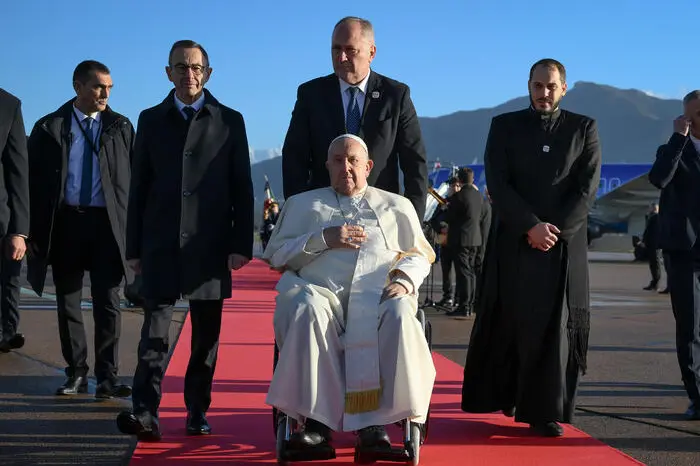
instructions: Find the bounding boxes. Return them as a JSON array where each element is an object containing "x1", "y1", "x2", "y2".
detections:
[
  {"x1": 251, "y1": 81, "x2": 683, "y2": 212},
  {"x1": 249, "y1": 147, "x2": 281, "y2": 164}
]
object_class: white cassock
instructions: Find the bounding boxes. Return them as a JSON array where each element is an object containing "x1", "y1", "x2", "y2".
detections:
[{"x1": 262, "y1": 186, "x2": 437, "y2": 432}]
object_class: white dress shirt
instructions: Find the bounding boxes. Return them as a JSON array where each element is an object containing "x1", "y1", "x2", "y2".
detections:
[
  {"x1": 339, "y1": 71, "x2": 371, "y2": 122},
  {"x1": 690, "y1": 133, "x2": 700, "y2": 154},
  {"x1": 65, "y1": 106, "x2": 105, "y2": 207},
  {"x1": 174, "y1": 92, "x2": 205, "y2": 119}
]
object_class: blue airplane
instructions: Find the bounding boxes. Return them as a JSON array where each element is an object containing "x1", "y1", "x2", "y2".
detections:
[{"x1": 425, "y1": 163, "x2": 657, "y2": 242}]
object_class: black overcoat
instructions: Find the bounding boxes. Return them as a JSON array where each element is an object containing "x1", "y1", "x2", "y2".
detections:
[
  {"x1": 26, "y1": 100, "x2": 134, "y2": 295},
  {"x1": 126, "y1": 89, "x2": 254, "y2": 300}
]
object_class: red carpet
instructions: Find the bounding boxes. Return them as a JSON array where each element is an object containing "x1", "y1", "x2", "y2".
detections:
[{"x1": 130, "y1": 259, "x2": 643, "y2": 465}]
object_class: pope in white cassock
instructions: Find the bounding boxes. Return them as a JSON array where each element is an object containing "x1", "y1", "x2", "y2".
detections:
[{"x1": 262, "y1": 134, "x2": 436, "y2": 452}]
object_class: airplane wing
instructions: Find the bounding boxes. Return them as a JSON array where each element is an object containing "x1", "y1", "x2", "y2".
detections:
[{"x1": 591, "y1": 171, "x2": 659, "y2": 222}]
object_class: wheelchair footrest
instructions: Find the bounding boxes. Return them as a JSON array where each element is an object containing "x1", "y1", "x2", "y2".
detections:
[
  {"x1": 355, "y1": 445, "x2": 413, "y2": 463},
  {"x1": 280, "y1": 444, "x2": 336, "y2": 462}
]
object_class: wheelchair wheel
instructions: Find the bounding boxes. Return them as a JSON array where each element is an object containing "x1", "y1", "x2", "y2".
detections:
[
  {"x1": 272, "y1": 342, "x2": 280, "y2": 435},
  {"x1": 276, "y1": 414, "x2": 308, "y2": 465},
  {"x1": 425, "y1": 320, "x2": 433, "y2": 351},
  {"x1": 409, "y1": 422, "x2": 422, "y2": 465},
  {"x1": 416, "y1": 309, "x2": 432, "y2": 443},
  {"x1": 275, "y1": 418, "x2": 288, "y2": 465},
  {"x1": 416, "y1": 308, "x2": 426, "y2": 331},
  {"x1": 422, "y1": 407, "x2": 430, "y2": 443}
]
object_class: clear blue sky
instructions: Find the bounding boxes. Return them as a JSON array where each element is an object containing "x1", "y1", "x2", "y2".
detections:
[{"x1": 2, "y1": 0, "x2": 697, "y2": 150}]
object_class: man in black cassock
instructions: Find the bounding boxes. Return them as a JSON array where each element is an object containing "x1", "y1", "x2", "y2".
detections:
[{"x1": 460, "y1": 58, "x2": 601, "y2": 437}]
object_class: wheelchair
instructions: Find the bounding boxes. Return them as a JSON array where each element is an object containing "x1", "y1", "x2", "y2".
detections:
[{"x1": 272, "y1": 308, "x2": 433, "y2": 465}]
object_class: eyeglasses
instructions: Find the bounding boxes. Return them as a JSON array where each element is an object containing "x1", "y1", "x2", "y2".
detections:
[{"x1": 170, "y1": 63, "x2": 208, "y2": 75}]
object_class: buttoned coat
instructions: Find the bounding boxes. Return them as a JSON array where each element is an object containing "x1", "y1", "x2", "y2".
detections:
[{"x1": 126, "y1": 89, "x2": 254, "y2": 300}]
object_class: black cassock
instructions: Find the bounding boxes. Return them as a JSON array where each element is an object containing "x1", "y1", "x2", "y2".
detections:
[{"x1": 461, "y1": 107, "x2": 601, "y2": 424}]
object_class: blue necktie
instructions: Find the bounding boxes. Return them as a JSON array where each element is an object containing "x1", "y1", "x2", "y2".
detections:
[
  {"x1": 183, "y1": 106, "x2": 196, "y2": 123},
  {"x1": 346, "y1": 87, "x2": 361, "y2": 135},
  {"x1": 79, "y1": 117, "x2": 94, "y2": 206}
]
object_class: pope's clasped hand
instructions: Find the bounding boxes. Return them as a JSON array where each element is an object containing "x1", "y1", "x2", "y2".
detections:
[{"x1": 322, "y1": 224, "x2": 367, "y2": 249}]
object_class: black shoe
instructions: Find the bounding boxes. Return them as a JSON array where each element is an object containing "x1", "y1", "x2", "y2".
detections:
[
  {"x1": 117, "y1": 410, "x2": 162, "y2": 442},
  {"x1": 0, "y1": 333, "x2": 25, "y2": 352},
  {"x1": 186, "y1": 411, "x2": 212, "y2": 435},
  {"x1": 95, "y1": 380, "x2": 132, "y2": 399},
  {"x1": 659, "y1": 288, "x2": 670, "y2": 294},
  {"x1": 502, "y1": 407, "x2": 515, "y2": 417},
  {"x1": 529, "y1": 422, "x2": 564, "y2": 437},
  {"x1": 436, "y1": 297, "x2": 454, "y2": 308},
  {"x1": 289, "y1": 418, "x2": 331, "y2": 449},
  {"x1": 357, "y1": 425, "x2": 391, "y2": 449},
  {"x1": 684, "y1": 401, "x2": 700, "y2": 420},
  {"x1": 643, "y1": 283, "x2": 658, "y2": 291},
  {"x1": 55, "y1": 376, "x2": 88, "y2": 396},
  {"x1": 446, "y1": 307, "x2": 469, "y2": 317}
]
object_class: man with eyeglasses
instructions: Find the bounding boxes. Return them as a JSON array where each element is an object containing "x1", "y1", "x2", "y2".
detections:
[
  {"x1": 26, "y1": 60, "x2": 133, "y2": 399},
  {"x1": 282, "y1": 16, "x2": 428, "y2": 221},
  {"x1": 116, "y1": 40, "x2": 254, "y2": 441}
]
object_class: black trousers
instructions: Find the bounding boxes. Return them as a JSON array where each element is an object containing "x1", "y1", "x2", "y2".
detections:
[
  {"x1": 0, "y1": 238, "x2": 22, "y2": 339},
  {"x1": 132, "y1": 299, "x2": 223, "y2": 417},
  {"x1": 453, "y1": 246, "x2": 479, "y2": 309},
  {"x1": 440, "y1": 245, "x2": 454, "y2": 300},
  {"x1": 50, "y1": 206, "x2": 124, "y2": 383},
  {"x1": 649, "y1": 249, "x2": 662, "y2": 286},
  {"x1": 666, "y1": 250, "x2": 700, "y2": 403},
  {"x1": 663, "y1": 252, "x2": 671, "y2": 285}
]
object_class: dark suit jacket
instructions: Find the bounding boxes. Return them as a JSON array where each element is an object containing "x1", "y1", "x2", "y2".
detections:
[
  {"x1": 0, "y1": 89, "x2": 29, "y2": 239},
  {"x1": 127, "y1": 89, "x2": 254, "y2": 300},
  {"x1": 26, "y1": 100, "x2": 133, "y2": 295},
  {"x1": 446, "y1": 185, "x2": 483, "y2": 247},
  {"x1": 282, "y1": 71, "x2": 428, "y2": 219},
  {"x1": 649, "y1": 133, "x2": 700, "y2": 251}
]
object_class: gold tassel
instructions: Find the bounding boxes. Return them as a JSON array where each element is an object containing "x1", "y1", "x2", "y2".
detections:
[{"x1": 345, "y1": 388, "x2": 382, "y2": 414}]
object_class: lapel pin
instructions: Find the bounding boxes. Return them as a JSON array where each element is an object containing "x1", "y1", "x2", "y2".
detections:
[
  {"x1": 371, "y1": 91, "x2": 380, "y2": 99},
  {"x1": 542, "y1": 145, "x2": 550, "y2": 153}
]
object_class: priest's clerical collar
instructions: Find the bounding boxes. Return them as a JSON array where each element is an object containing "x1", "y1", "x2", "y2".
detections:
[
  {"x1": 529, "y1": 104, "x2": 561, "y2": 133},
  {"x1": 529, "y1": 104, "x2": 561, "y2": 120}
]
